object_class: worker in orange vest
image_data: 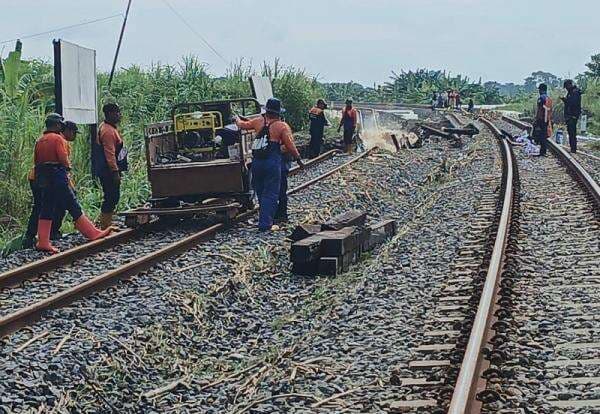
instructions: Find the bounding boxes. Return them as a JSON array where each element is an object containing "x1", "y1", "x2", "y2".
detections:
[
  {"x1": 308, "y1": 99, "x2": 329, "y2": 158},
  {"x1": 338, "y1": 99, "x2": 357, "y2": 154},
  {"x1": 33, "y1": 113, "x2": 112, "y2": 253}
]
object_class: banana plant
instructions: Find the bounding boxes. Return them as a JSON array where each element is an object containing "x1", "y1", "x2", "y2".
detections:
[{"x1": 0, "y1": 40, "x2": 22, "y2": 99}]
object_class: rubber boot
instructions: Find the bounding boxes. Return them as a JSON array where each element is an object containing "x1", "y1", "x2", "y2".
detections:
[
  {"x1": 99, "y1": 212, "x2": 114, "y2": 230},
  {"x1": 36, "y1": 219, "x2": 58, "y2": 254},
  {"x1": 75, "y1": 215, "x2": 112, "y2": 241}
]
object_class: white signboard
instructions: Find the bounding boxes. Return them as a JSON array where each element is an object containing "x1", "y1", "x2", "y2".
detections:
[
  {"x1": 249, "y1": 76, "x2": 273, "y2": 106},
  {"x1": 58, "y1": 40, "x2": 97, "y2": 124}
]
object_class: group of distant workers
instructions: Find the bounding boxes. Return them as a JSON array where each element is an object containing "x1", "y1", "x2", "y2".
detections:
[
  {"x1": 234, "y1": 97, "x2": 356, "y2": 232},
  {"x1": 23, "y1": 104, "x2": 126, "y2": 253},
  {"x1": 533, "y1": 80, "x2": 581, "y2": 156},
  {"x1": 433, "y1": 90, "x2": 464, "y2": 110}
]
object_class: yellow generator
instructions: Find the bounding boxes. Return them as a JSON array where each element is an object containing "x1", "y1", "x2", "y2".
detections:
[{"x1": 122, "y1": 98, "x2": 262, "y2": 227}]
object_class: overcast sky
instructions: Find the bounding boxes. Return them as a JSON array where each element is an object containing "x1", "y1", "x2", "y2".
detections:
[{"x1": 1, "y1": 0, "x2": 598, "y2": 86}]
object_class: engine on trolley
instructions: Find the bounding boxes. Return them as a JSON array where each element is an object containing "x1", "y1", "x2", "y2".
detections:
[{"x1": 121, "y1": 98, "x2": 262, "y2": 227}]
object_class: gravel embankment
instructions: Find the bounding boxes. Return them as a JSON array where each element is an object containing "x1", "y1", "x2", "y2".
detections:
[{"x1": 1, "y1": 125, "x2": 501, "y2": 413}]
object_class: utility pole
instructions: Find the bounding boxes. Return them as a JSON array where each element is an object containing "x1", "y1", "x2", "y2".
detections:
[{"x1": 108, "y1": 0, "x2": 132, "y2": 89}]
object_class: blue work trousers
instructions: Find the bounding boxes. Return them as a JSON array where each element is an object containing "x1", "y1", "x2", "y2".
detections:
[
  {"x1": 275, "y1": 160, "x2": 291, "y2": 220},
  {"x1": 38, "y1": 169, "x2": 82, "y2": 222},
  {"x1": 251, "y1": 152, "x2": 282, "y2": 231}
]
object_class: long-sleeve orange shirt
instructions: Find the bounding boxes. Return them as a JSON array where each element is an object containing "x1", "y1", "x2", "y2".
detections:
[
  {"x1": 29, "y1": 133, "x2": 73, "y2": 184},
  {"x1": 98, "y1": 122, "x2": 123, "y2": 172},
  {"x1": 34, "y1": 132, "x2": 71, "y2": 168},
  {"x1": 236, "y1": 116, "x2": 300, "y2": 159}
]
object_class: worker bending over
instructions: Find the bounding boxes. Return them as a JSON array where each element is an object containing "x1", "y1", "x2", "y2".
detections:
[
  {"x1": 34, "y1": 113, "x2": 112, "y2": 253},
  {"x1": 95, "y1": 103, "x2": 127, "y2": 229},
  {"x1": 236, "y1": 98, "x2": 303, "y2": 231},
  {"x1": 534, "y1": 83, "x2": 553, "y2": 157},
  {"x1": 338, "y1": 99, "x2": 357, "y2": 154},
  {"x1": 308, "y1": 99, "x2": 329, "y2": 158}
]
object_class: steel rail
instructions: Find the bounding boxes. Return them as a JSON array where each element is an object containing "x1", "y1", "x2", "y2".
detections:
[
  {"x1": 448, "y1": 116, "x2": 515, "y2": 413},
  {"x1": 502, "y1": 115, "x2": 600, "y2": 206},
  {"x1": 0, "y1": 150, "x2": 339, "y2": 289},
  {"x1": 0, "y1": 149, "x2": 372, "y2": 338},
  {"x1": 0, "y1": 228, "x2": 142, "y2": 289}
]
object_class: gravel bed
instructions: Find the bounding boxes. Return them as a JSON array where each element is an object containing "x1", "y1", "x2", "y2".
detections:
[
  {"x1": 481, "y1": 123, "x2": 600, "y2": 413},
  {"x1": 0, "y1": 233, "x2": 86, "y2": 273},
  {"x1": 0, "y1": 221, "x2": 211, "y2": 318},
  {"x1": 0, "y1": 123, "x2": 500, "y2": 412},
  {"x1": 572, "y1": 151, "x2": 600, "y2": 186}
]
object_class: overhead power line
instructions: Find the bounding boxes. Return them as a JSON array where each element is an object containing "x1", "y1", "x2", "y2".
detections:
[
  {"x1": 161, "y1": 0, "x2": 229, "y2": 66},
  {"x1": 0, "y1": 13, "x2": 124, "y2": 45}
]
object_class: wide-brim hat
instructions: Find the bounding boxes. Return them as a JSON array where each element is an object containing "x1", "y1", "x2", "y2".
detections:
[
  {"x1": 317, "y1": 99, "x2": 328, "y2": 108},
  {"x1": 265, "y1": 97, "x2": 285, "y2": 115}
]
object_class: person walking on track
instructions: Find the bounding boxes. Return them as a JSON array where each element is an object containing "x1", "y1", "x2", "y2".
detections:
[
  {"x1": 34, "y1": 113, "x2": 112, "y2": 253},
  {"x1": 338, "y1": 99, "x2": 357, "y2": 154},
  {"x1": 236, "y1": 98, "x2": 304, "y2": 231},
  {"x1": 95, "y1": 103, "x2": 128, "y2": 229},
  {"x1": 534, "y1": 83, "x2": 553, "y2": 157},
  {"x1": 561, "y1": 79, "x2": 582, "y2": 153},
  {"x1": 308, "y1": 99, "x2": 329, "y2": 158}
]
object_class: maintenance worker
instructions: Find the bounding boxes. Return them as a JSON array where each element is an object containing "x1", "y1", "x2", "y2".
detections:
[
  {"x1": 23, "y1": 121, "x2": 79, "y2": 247},
  {"x1": 236, "y1": 98, "x2": 304, "y2": 231},
  {"x1": 437, "y1": 92, "x2": 444, "y2": 109},
  {"x1": 534, "y1": 83, "x2": 553, "y2": 157},
  {"x1": 96, "y1": 103, "x2": 127, "y2": 229},
  {"x1": 34, "y1": 114, "x2": 112, "y2": 253},
  {"x1": 308, "y1": 99, "x2": 329, "y2": 158},
  {"x1": 468, "y1": 98, "x2": 474, "y2": 112},
  {"x1": 337, "y1": 99, "x2": 357, "y2": 154},
  {"x1": 561, "y1": 79, "x2": 582, "y2": 153}
]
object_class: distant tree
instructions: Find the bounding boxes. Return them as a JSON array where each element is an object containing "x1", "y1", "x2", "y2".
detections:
[
  {"x1": 585, "y1": 53, "x2": 600, "y2": 77},
  {"x1": 321, "y1": 81, "x2": 383, "y2": 103},
  {"x1": 381, "y1": 69, "x2": 503, "y2": 105},
  {"x1": 524, "y1": 71, "x2": 561, "y2": 91}
]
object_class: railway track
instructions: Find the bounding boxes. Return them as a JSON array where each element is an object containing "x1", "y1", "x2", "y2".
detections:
[
  {"x1": 378, "y1": 110, "x2": 598, "y2": 412},
  {"x1": 379, "y1": 114, "x2": 514, "y2": 412},
  {"x1": 0, "y1": 149, "x2": 361, "y2": 338},
  {"x1": 477, "y1": 116, "x2": 600, "y2": 412}
]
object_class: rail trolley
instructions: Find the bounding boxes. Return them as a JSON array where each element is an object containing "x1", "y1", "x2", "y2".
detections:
[{"x1": 121, "y1": 98, "x2": 262, "y2": 227}]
